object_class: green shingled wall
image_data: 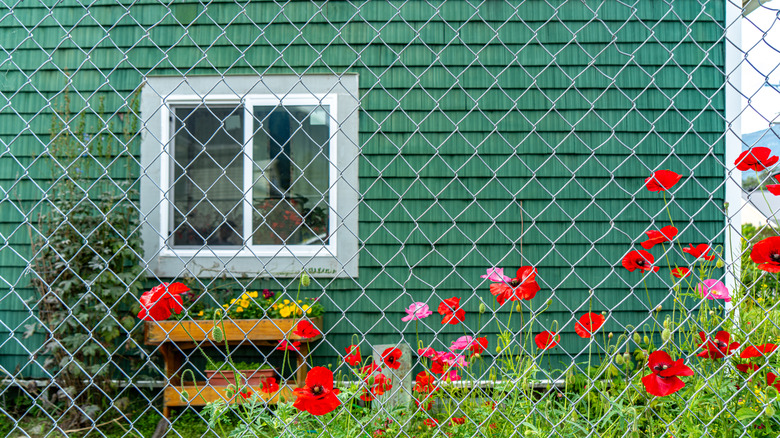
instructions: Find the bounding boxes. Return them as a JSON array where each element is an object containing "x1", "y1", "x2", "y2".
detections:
[{"x1": 0, "y1": 0, "x2": 726, "y2": 379}]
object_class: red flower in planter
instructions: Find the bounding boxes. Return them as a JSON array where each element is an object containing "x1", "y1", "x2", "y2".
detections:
[
  {"x1": 740, "y1": 343, "x2": 779, "y2": 359},
  {"x1": 622, "y1": 250, "x2": 659, "y2": 273},
  {"x1": 735, "y1": 147, "x2": 779, "y2": 171},
  {"x1": 575, "y1": 313, "x2": 605, "y2": 338},
  {"x1": 535, "y1": 331, "x2": 560, "y2": 350},
  {"x1": 413, "y1": 371, "x2": 437, "y2": 393},
  {"x1": 682, "y1": 244, "x2": 715, "y2": 261},
  {"x1": 360, "y1": 373, "x2": 392, "y2": 402},
  {"x1": 641, "y1": 226, "x2": 678, "y2": 250},
  {"x1": 469, "y1": 337, "x2": 488, "y2": 354},
  {"x1": 260, "y1": 377, "x2": 279, "y2": 394},
  {"x1": 276, "y1": 340, "x2": 301, "y2": 352},
  {"x1": 382, "y1": 347, "x2": 403, "y2": 370},
  {"x1": 438, "y1": 297, "x2": 465, "y2": 325},
  {"x1": 293, "y1": 367, "x2": 341, "y2": 416},
  {"x1": 645, "y1": 170, "x2": 682, "y2": 192},
  {"x1": 641, "y1": 351, "x2": 694, "y2": 397},
  {"x1": 137, "y1": 282, "x2": 189, "y2": 321},
  {"x1": 294, "y1": 320, "x2": 321, "y2": 339},
  {"x1": 750, "y1": 236, "x2": 780, "y2": 273},
  {"x1": 489, "y1": 266, "x2": 540, "y2": 305},
  {"x1": 697, "y1": 331, "x2": 740, "y2": 359},
  {"x1": 423, "y1": 418, "x2": 438, "y2": 428},
  {"x1": 239, "y1": 389, "x2": 253, "y2": 399},
  {"x1": 671, "y1": 267, "x2": 691, "y2": 278},
  {"x1": 344, "y1": 345, "x2": 361, "y2": 366}
]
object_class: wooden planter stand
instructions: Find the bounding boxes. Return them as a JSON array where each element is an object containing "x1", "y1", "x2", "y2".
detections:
[{"x1": 144, "y1": 317, "x2": 323, "y2": 418}]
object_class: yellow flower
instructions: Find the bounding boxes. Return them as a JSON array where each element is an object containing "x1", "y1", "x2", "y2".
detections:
[
  {"x1": 241, "y1": 293, "x2": 250, "y2": 300},
  {"x1": 272, "y1": 304, "x2": 278, "y2": 309},
  {"x1": 298, "y1": 300, "x2": 302, "y2": 303},
  {"x1": 236, "y1": 306, "x2": 244, "y2": 313},
  {"x1": 230, "y1": 298, "x2": 236, "y2": 304},
  {"x1": 197, "y1": 310, "x2": 204, "y2": 317},
  {"x1": 249, "y1": 291, "x2": 258, "y2": 298},
  {"x1": 302, "y1": 304, "x2": 311, "y2": 315},
  {"x1": 222, "y1": 304, "x2": 229, "y2": 309},
  {"x1": 240, "y1": 299, "x2": 250, "y2": 308},
  {"x1": 280, "y1": 306, "x2": 292, "y2": 318},
  {"x1": 284, "y1": 299, "x2": 290, "y2": 304}
]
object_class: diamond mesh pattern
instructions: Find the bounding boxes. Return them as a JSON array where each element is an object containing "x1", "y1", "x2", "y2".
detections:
[{"x1": 0, "y1": 0, "x2": 777, "y2": 436}]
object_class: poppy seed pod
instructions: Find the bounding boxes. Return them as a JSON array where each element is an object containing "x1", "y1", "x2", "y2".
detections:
[
  {"x1": 301, "y1": 273, "x2": 311, "y2": 287},
  {"x1": 212, "y1": 326, "x2": 224, "y2": 343},
  {"x1": 661, "y1": 328, "x2": 671, "y2": 342}
]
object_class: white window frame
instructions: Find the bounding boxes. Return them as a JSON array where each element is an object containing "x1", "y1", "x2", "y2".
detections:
[{"x1": 140, "y1": 75, "x2": 359, "y2": 278}]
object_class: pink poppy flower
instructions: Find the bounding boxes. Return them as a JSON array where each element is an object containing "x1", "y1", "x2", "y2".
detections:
[
  {"x1": 402, "y1": 302, "x2": 433, "y2": 322},
  {"x1": 450, "y1": 336, "x2": 473, "y2": 350},
  {"x1": 696, "y1": 279, "x2": 730, "y2": 302},
  {"x1": 480, "y1": 267, "x2": 512, "y2": 283},
  {"x1": 418, "y1": 347, "x2": 437, "y2": 359}
]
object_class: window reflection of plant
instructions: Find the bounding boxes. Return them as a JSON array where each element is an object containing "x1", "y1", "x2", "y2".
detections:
[{"x1": 254, "y1": 195, "x2": 328, "y2": 245}]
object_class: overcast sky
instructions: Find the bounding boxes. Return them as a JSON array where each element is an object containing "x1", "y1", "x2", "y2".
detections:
[{"x1": 741, "y1": 1, "x2": 780, "y2": 135}]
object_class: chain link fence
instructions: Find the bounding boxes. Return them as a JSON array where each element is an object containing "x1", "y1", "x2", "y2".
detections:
[{"x1": 0, "y1": 0, "x2": 778, "y2": 436}]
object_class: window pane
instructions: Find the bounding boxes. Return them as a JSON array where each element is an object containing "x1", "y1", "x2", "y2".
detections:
[
  {"x1": 172, "y1": 106, "x2": 244, "y2": 247},
  {"x1": 252, "y1": 105, "x2": 330, "y2": 245}
]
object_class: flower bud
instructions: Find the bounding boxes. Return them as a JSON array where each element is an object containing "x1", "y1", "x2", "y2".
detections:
[
  {"x1": 615, "y1": 354, "x2": 624, "y2": 365},
  {"x1": 180, "y1": 390, "x2": 190, "y2": 403},
  {"x1": 709, "y1": 311, "x2": 715, "y2": 317},
  {"x1": 608, "y1": 332, "x2": 614, "y2": 339},
  {"x1": 601, "y1": 311, "x2": 607, "y2": 316},
  {"x1": 212, "y1": 326, "x2": 224, "y2": 343},
  {"x1": 479, "y1": 303, "x2": 487, "y2": 314},
  {"x1": 301, "y1": 273, "x2": 310, "y2": 287},
  {"x1": 516, "y1": 303, "x2": 522, "y2": 312},
  {"x1": 225, "y1": 384, "x2": 236, "y2": 397},
  {"x1": 716, "y1": 259, "x2": 724, "y2": 269},
  {"x1": 643, "y1": 335, "x2": 650, "y2": 345},
  {"x1": 661, "y1": 328, "x2": 671, "y2": 342},
  {"x1": 633, "y1": 333, "x2": 641, "y2": 344},
  {"x1": 663, "y1": 317, "x2": 671, "y2": 329},
  {"x1": 496, "y1": 346, "x2": 501, "y2": 353},
  {"x1": 655, "y1": 305, "x2": 662, "y2": 313},
  {"x1": 767, "y1": 405, "x2": 776, "y2": 417},
  {"x1": 768, "y1": 386, "x2": 780, "y2": 399},
  {"x1": 473, "y1": 353, "x2": 481, "y2": 359},
  {"x1": 623, "y1": 352, "x2": 632, "y2": 363}
]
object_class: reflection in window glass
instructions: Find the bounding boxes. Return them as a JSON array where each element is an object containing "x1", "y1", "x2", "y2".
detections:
[
  {"x1": 252, "y1": 105, "x2": 330, "y2": 245},
  {"x1": 172, "y1": 106, "x2": 244, "y2": 247}
]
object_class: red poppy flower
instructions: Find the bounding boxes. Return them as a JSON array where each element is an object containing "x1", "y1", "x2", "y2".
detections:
[
  {"x1": 575, "y1": 313, "x2": 605, "y2": 338},
  {"x1": 423, "y1": 418, "x2": 438, "y2": 428},
  {"x1": 360, "y1": 363, "x2": 382, "y2": 376},
  {"x1": 293, "y1": 320, "x2": 321, "y2": 339},
  {"x1": 671, "y1": 267, "x2": 691, "y2": 278},
  {"x1": 697, "y1": 331, "x2": 740, "y2": 359},
  {"x1": 414, "y1": 397, "x2": 434, "y2": 411},
  {"x1": 413, "y1": 371, "x2": 437, "y2": 393},
  {"x1": 769, "y1": 373, "x2": 780, "y2": 392},
  {"x1": 736, "y1": 363, "x2": 760, "y2": 374},
  {"x1": 768, "y1": 185, "x2": 780, "y2": 196},
  {"x1": 137, "y1": 282, "x2": 189, "y2": 321},
  {"x1": 750, "y1": 236, "x2": 780, "y2": 273},
  {"x1": 381, "y1": 347, "x2": 402, "y2": 370},
  {"x1": 360, "y1": 373, "x2": 392, "y2": 402},
  {"x1": 735, "y1": 147, "x2": 779, "y2": 171},
  {"x1": 740, "y1": 343, "x2": 779, "y2": 359},
  {"x1": 645, "y1": 170, "x2": 682, "y2": 192},
  {"x1": 641, "y1": 226, "x2": 678, "y2": 250},
  {"x1": 469, "y1": 337, "x2": 488, "y2": 354},
  {"x1": 344, "y1": 345, "x2": 361, "y2": 366},
  {"x1": 276, "y1": 340, "x2": 301, "y2": 352},
  {"x1": 489, "y1": 266, "x2": 540, "y2": 305},
  {"x1": 535, "y1": 331, "x2": 560, "y2": 349},
  {"x1": 260, "y1": 377, "x2": 279, "y2": 394},
  {"x1": 682, "y1": 244, "x2": 715, "y2": 261},
  {"x1": 641, "y1": 351, "x2": 694, "y2": 397},
  {"x1": 293, "y1": 367, "x2": 341, "y2": 416},
  {"x1": 451, "y1": 417, "x2": 466, "y2": 425},
  {"x1": 239, "y1": 389, "x2": 253, "y2": 399},
  {"x1": 622, "y1": 250, "x2": 659, "y2": 273},
  {"x1": 438, "y1": 297, "x2": 465, "y2": 325}
]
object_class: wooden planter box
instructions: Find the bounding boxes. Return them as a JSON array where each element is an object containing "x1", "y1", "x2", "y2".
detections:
[
  {"x1": 205, "y1": 368, "x2": 276, "y2": 386},
  {"x1": 144, "y1": 317, "x2": 324, "y2": 345},
  {"x1": 144, "y1": 317, "x2": 323, "y2": 418}
]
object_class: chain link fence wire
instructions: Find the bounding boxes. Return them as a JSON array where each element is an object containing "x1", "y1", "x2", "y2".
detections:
[{"x1": 0, "y1": 0, "x2": 778, "y2": 436}]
